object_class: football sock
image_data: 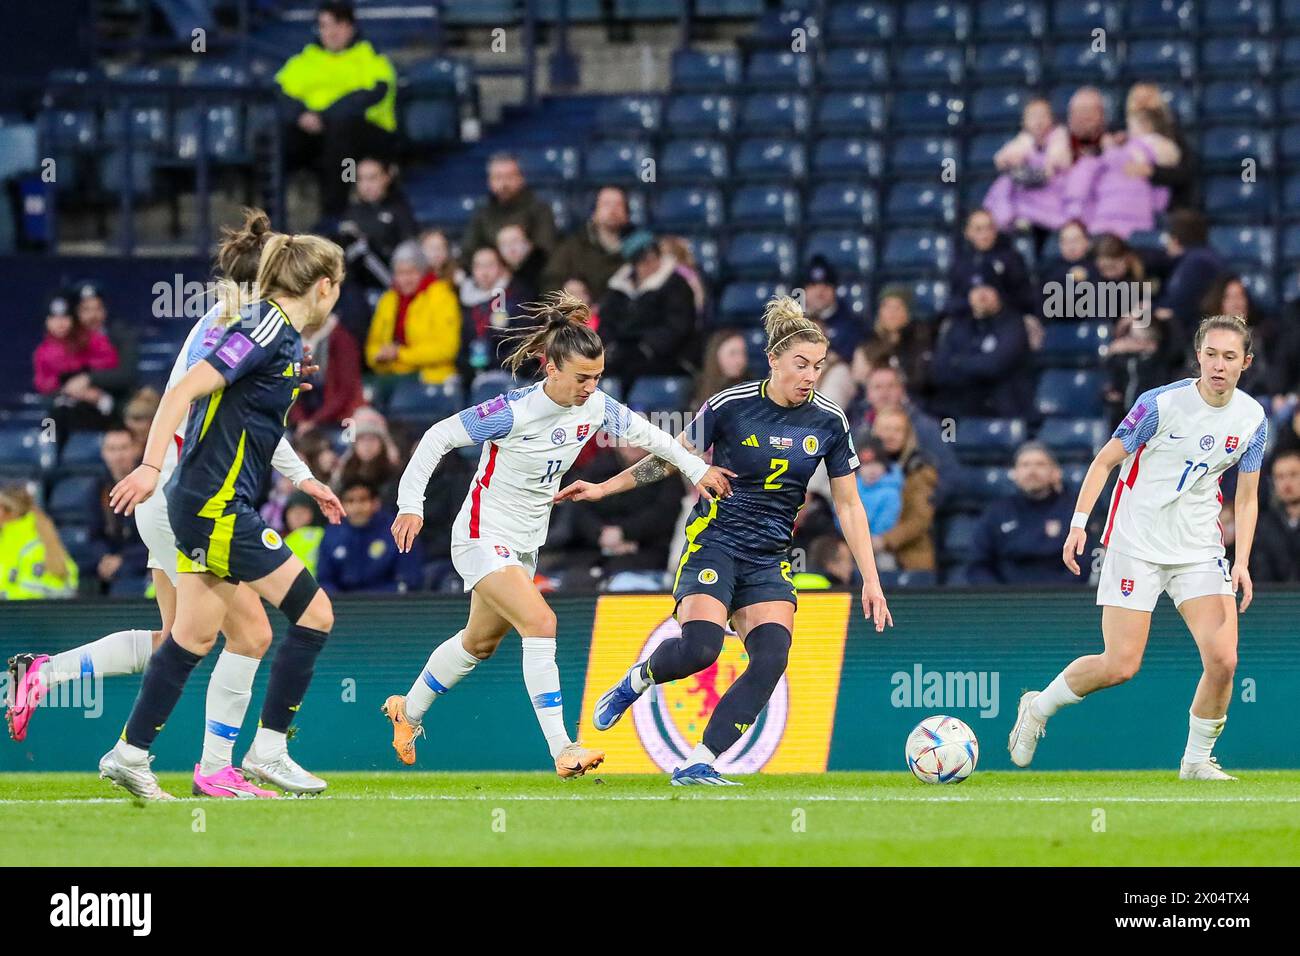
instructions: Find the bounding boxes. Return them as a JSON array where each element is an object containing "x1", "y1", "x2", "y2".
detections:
[
  {"x1": 522, "y1": 637, "x2": 570, "y2": 758},
  {"x1": 249, "y1": 726, "x2": 287, "y2": 760},
  {"x1": 122, "y1": 637, "x2": 204, "y2": 751},
  {"x1": 643, "y1": 620, "x2": 724, "y2": 685},
  {"x1": 1183, "y1": 710, "x2": 1227, "y2": 764},
  {"x1": 685, "y1": 743, "x2": 716, "y2": 767},
  {"x1": 199, "y1": 650, "x2": 259, "y2": 775},
  {"x1": 258, "y1": 624, "x2": 328, "y2": 735},
  {"x1": 629, "y1": 661, "x2": 651, "y2": 694},
  {"x1": 46, "y1": 630, "x2": 153, "y2": 686},
  {"x1": 1031, "y1": 671, "x2": 1083, "y2": 720},
  {"x1": 405, "y1": 630, "x2": 478, "y2": 724},
  {"x1": 702, "y1": 623, "x2": 791, "y2": 758}
]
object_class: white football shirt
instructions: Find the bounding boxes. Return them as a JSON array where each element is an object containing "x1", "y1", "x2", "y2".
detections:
[{"x1": 1103, "y1": 378, "x2": 1267, "y2": 564}]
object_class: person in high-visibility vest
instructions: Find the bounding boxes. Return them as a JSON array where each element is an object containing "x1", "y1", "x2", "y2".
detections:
[
  {"x1": 275, "y1": 1, "x2": 399, "y2": 217},
  {"x1": 0, "y1": 485, "x2": 78, "y2": 600}
]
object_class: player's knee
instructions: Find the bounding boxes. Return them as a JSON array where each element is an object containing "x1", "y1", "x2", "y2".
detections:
[
  {"x1": 298, "y1": 589, "x2": 334, "y2": 633},
  {"x1": 520, "y1": 607, "x2": 557, "y2": 639},
  {"x1": 280, "y1": 568, "x2": 331, "y2": 630},
  {"x1": 1204, "y1": 647, "x2": 1237, "y2": 680},
  {"x1": 681, "y1": 620, "x2": 725, "y2": 671},
  {"x1": 463, "y1": 628, "x2": 506, "y2": 660},
  {"x1": 1104, "y1": 655, "x2": 1142, "y2": 686},
  {"x1": 744, "y1": 622, "x2": 792, "y2": 684}
]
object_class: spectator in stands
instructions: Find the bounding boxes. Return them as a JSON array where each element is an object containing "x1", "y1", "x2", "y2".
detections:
[
  {"x1": 848, "y1": 436, "x2": 902, "y2": 561},
  {"x1": 1119, "y1": 82, "x2": 1199, "y2": 213},
  {"x1": 967, "y1": 442, "x2": 1081, "y2": 585},
  {"x1": 692, "y1": 329, "x2": 748, "y2": 410},
  {"x1": 660, "y1": 236, "x2": 708, "y2": 315},
  {"x1": 599, "y1": 230, "x2": 698, "y2": 385},
  {"x1": 86, "y1": 426, "x2": 148, "y2": 595},
  {"x1": 34, "y1": 291, "x2": 119, "y2": 436},
  {"x1": 0, "y1": 484, "x2": 77, "y2": 600},
  {"x1": 275, "y1": 1, "x2": 398, "y2": 218},
  {"x1": 868, "y1": 410, "x2": 936, "y2": 572},
  {"x1": 562, "y1": 277, "x2": 600, "y2": 332},
  {"x1": 1199, "y1": 274, "x2": 1273, "y2": 398},
  {"x1": 853, "y1": 364, "x2": 957, "y2": 507},
  {"x1": 856, "y1": 286, "x2": 931, "y2": 395},
  {"x1": 122, "y1": 388, "x2": 160, "y2": 449},
  {"x1": 366, "y1": 241, "x2": 461, "y2": 404},
  {"x1": 338, "y1": 156, "x2": 419, "y2": 292},
  {"x1": 930, "y1": 273, "x2": 1032, "y2": 419},
  {"x1": 1150, "y1": 209, "x2": 1223, "y2": 337},
  {"x1": 1040, "y1": 220, "x2": 1097, "y2": 318},
  {"x1": 296, "y1": 430, "x2": 341, "y2": 487},
  {"x1": 283, "y1": 491, "x2": 325, "y2": 577},
  {"x1": 803, "y1": 255, "x2": 859, "y2": 362},
  {"x1": 984, "y1": 96, "x2": 1066, "y2": 233},
  {"x1": 457, "y1": 245, "x2": 527, "y2": 381},
  {"x1": 791, "y1": 489, "x2": 838, "y2": 559},
  {"x1": 68, "y1": 282, "x2": 138, "y2": 418},
  {"x1": 317, "y1": 479, "x2": 423, "y2": 594},
  {"x1": 291, "y1": 310, "x2": 364, "y2": 434},
  {"x1": 462, "y1": 152, "x2": 557, "y2": 255},
  {"x1": 946, "y1": 209, "x2": 1037, "y2": 321},
  {"x1": 419, "y1": 228, "x2": 463, "y2": 285},
  {"x1": 794, "y1": 535, "x2": 856, "y2": 590},
  {"x1": 1045, "y1": 86, "x2": 1109, "y2": 171},
  {"x1": 496, "y1": 223, "x2": 546, "y2": 303},
  {"x1": 1251, "y1": 450, "x2": 1300, "y2": 583},
  {"x1": 332, "y1": 406, "x2": 403, "y2": 505},
  {"x1": 542, "y1": 185, "x2": 629, "y2": 298},
  {"x1": 261, "y1": 469, "x2": 297, "y2": 533}
]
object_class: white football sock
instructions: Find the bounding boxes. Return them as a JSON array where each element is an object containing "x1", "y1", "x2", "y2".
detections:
[
  {"x1": 112, "y1": 738, "x2": 150, "y2": 764},
  {"x1": 522, "y1": 637, "x2": 571, "y2": 758},
  {"x1": 199, "y1": 651, "x2": 259, "y2": 776},
  {"x1": 249, "y1": 726, "x2": 287, "y2": 761},
  {"x1": 1031, "y1": 671, "x2": 1084, "y2": 720},
  {"x1": 404, "y1": 631, "x2": 479, "y2": 724},
  {"x1": 629, "y1": 661, "x2": 651, "y2": 694},
  {"x1": 686, "y1": 743, "x2": 716, "y2": 767},
  {"x1": 1183, "y1": 711, "x2": 1226, "y2": 764},
  {"x1": 46, "y1": 630, "x2": 153, "y2": 686}
]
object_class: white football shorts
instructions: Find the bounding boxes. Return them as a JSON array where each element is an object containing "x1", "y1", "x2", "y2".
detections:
[
  {"x1": 451, "y1": 538, "x2": 539, "y2": 592},
  {"x1": 1097, "y1": 548, "x2": 1233, "y2": 613}
]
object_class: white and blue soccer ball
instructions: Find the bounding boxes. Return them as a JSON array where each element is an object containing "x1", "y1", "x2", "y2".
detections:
[{"x1": 905, "y1": 715, "x2": 979, "y2": 784}]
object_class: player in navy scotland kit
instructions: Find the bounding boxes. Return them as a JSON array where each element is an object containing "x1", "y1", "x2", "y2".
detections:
[{"x1": 559, "y1": 296, "x2": 894, "y2": 785}]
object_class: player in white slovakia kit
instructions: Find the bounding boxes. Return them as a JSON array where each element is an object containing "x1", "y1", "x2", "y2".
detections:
[
  {"x1": 383, "y1": 296, "x2": 733, "y2": 777},
  {"x1": 1009, "y1": 316, "x2": 1267, "y2": 779},
  {"x1": 7, "y1": 210, "x2": 342, "y2": 798}
]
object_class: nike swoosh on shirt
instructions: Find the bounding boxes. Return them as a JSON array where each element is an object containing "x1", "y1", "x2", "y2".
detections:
[{"x1": 1169, "y1": 434, "x2": 1186, "y2": 439}]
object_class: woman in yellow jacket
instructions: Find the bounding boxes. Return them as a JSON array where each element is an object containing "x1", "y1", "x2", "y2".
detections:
[{"x1": 366, "y1": 241, "x2": 462, "y2": 402}]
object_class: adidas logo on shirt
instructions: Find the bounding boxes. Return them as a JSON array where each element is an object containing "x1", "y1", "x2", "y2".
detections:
[{"x1": 742, "y1": 434, "x2": 759, "y2": 447}]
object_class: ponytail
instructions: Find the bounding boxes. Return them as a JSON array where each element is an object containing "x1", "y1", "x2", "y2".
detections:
[
  {"x1": 501, "y1": 291, "x2": 604, "y2": 375},
  {"x1": 214, "y1": 207, "x2": 274, "y2": 326},
  {"x1": 764, "y1": 294, "x2": 827, "y2": 356}
]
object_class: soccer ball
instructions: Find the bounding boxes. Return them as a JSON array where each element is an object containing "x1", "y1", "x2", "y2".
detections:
[{"x1": 905, "y1": 715, "x2": 979, "y2": 784}]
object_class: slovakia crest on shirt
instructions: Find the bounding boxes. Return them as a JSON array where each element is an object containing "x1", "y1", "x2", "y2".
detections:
[
  {"x1": 1224, "y1": 435, "x2": 1240, "y2": 453},
  {"x1": 576, "y1": 423, "x2": 590, "y2": 441},
  {"x1": 495, "y1": 545, "x2": 511, "y2": 558},
  {"x1": 1120, "y1": 578, "x2": 1135, "y2": 597}
]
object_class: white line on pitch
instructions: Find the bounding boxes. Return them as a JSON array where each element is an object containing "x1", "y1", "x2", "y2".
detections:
[{"x1": 2, "y1": 794, "x2": 1299, "y2": 805}]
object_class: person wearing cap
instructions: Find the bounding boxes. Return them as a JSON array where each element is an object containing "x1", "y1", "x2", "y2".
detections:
[
  {"x1": 366, "y1": 240, "x2": 461, "y2": 403},
  {"x1": 929, "y1": 272, "x2": 1032, "y2": 419},
  {"x1": 945, "y1": 209, "x2": 1037, "y2": 321},
  {"x1": 33, "y1": 291, "x2": 120, "y2": 436},
  {"x1": 598, "y1": 230, "x2": 698, "y2": 386},
  {"x1": 968, "y1": 441, "x2": 1082, "y2": 586},
  {"x1": 803, "y1": 255, "x2": 861, "y2": 363}
]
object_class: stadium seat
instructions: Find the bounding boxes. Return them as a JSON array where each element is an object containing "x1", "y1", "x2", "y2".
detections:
[
  {"x1": 1201, "y1": 0, "x2": 1272, "y2": 32},
  {"x1": 820, "y1": 47, "x2": 889, "y2": 89},
  {"x1": 883, "y1": 184, "x2": 956, "y2": 226},
  {"x1": 724, "y1": 232, "x2": 798, "y2": 280},
  {"x1": 45, "y1": 474, "x2": 99, "y2": 525},
  {"x1": 954, "y1": 417, "x2": 1027, "y2": 463},
  {"x1": 890, "y1": 135, "x2": 959, "y2": 177},
  {"x1": 1200, "y1": 38, "x2": 1274, "y2": 79},
  {"x1": 718, "y1": 282, "x2": 790, "y2": 326},
  {"x1": 42, "y1": 109, "x2": 98, "y2": 150},
  {"x1": 1047, "y1": 41, "x2": 1121, "y2": 83},
  {"x1": 1125, "y1": 39, "x2": 1195, "y2": 80},
  {"x1": 972, "y1": 42, "x2": 1041, "y2": 85},
  {"x1": 962, "y1": 464, "x2": 1017, "y2": 503},
  {"x1": 807, "y1": 181, "x2": 877, "y2": 228},
  {"x1": 664, "y1": 94, "x2": 735, "y2": 136},
  {"x1": 976, "y1": 0, "x2": 1045, "y2": 38},
  {"x1": 99, "y1": 150, "x2": 153, "y2": 197},
  {"x1": 1199, "y1": 126, "x2": 1274, "y2": 172},
  {"x1": 1209, "y1": 225, "x2": 1274, "y2": 268},
  {"x1": 1280, "y1": 223, "x2": 1300, "y2": 264},
  {"x1": 890, "y1": 89, "x2": 964, "y2": 131},
  {"x1": 649, "y1": 186, "x2": 724, "y2": 231},
  {"x1": 966, "y1": 131, "x2": 1007, "y2": 169},
  {"x1": 895, "y1": 45, "x2": 965, "y2": 86},
  {"x1": 815, "y1": 92, "x2": 886, "y2": 134},
  {"x1": 101, "y1": 106, "x2": 169, "y2": 150},
  {"x1": 408, "y1": 193, "x2": 479, "y2": 230},
  {"x1": 1202, "y1": 82, "x2": 1273, "y2": 123},
  {"x1": 0, "y1": 426, "x2": 53, "y2": 476},
  {"x1": 1127, "y1": 228, "x2": 1164, "y2": 252},
  {"x1": 684, "y1": 235, "x2": 721, "y2": 282},
  {"x1": 811, "y1": 136, "x2": 885, "y2": 179},
  {"x1": 900, "y1": 0, "x2": 970, "y2": 41},
  {"x1": 401, "y1": 57, "x2": 473, "y2": 97},
  {"x1": 173, "y1": 106, "x2": 245, "y2": 161},
  {"x1": 733, "y1": 138, "x2": 806, "y2": 182},
  {"x1": 802, "y1": 230, "x2": 875, "y2": 277},
  {"x1": 1051, "y1": 1, "x2": 1122, "y2": 36},
  {"x1": 386, "y1": 380, "x2": 463, "y2": 430},
  {"x1": 739, "y1": 92, "x2": 810, "y2": 136},
  {"x1": 582, "y1": 141, "x2": 651, "y2": 185},
  {"x1": 59, "y1": 523, "x2": 95, "y2": 570},
  {"x1": 670, "y1": 50, "x2": 739, "y2": 91},
  {"x1": 1282, "y1": 38, "x2": 1300, "y2": 75},
  {"x1": 1203, "y1": 177, "x2": 1270, "y2": 221},
  {"x1": 825, "y1": 2, "x2": 896, "y2": 43},
  {"x1": 1036, "y1": 417, "x2": 1110, "y2": 461},
  {"x1": 744, "y1": 51, "x2": 813, "y2": 89},
  {"x1": 940, "y1": 514, "x2": 980, "y2": 563},
  {"x1": 1039, "y1": 322, "x2": 1110, "y2": 367},
  {"x1": 969, "y1": 86, "x2": 1031, "y2": 129},
  {"x1": 1282, "y1": 124, "x2": 1300, "y2": 164},
  {"x1": 58, "y1": 431, "x2": 103, "y2": 472},
  {"x1": 880, "y1": 230, "x2": 953, "y2": 275},
  {"x1": 882, "y1": 569, "x2": 938, "y2": 588},
  {"x1": 658, "y1": 139, "x2": 728, "y2": 182},
  {"x1": 1237, "y1": 271, "x2": 1275, "y2": 311},
  {"x1": 888, "y1": 278, "x2": 949, "y2": 319},
  {"x1": 594, "y1": 96, "x2": 661, "y2": 139},
  {"x1": 1126, "y1": 0, "x2": 1196, "y2": 34},
  {"x1": 513, "y1": 146, "x2": 579, "y2": 185},
  {"x1": 626, "y1": 376, "x2": 693, "y2": 414},
  {"x1": 728, "y1": 185, "x2": 801, "y2": 229},
  {"x1": 1035, "y1": 369, "x2": 1106, "y2": 418},
  {"x1": 1281, "y1": 79, "x2": 1300, "y2": 119}
]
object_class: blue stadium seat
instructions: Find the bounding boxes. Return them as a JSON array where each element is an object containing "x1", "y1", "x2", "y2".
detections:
[
  {"x1": 880, "y1": 230, "x2": 953, "y2": 274},
  {"x1": 626, "y1": 376, "x2": 693, "y2": 414},
  {"x1": 43, "y1": 109, "x2": 98, "y2": 150},
  {"x1": 59, "y1": 523, "x2": 95, "y2": 570},
  {"x1": 658, "y1": 139, "x2": 728, "y2": 182},
  {"x1": 895, "y1": 45, "x2": 965, "y2": 85},
  {"x1": 513, "y1": 145, "x2": 578, "y2": 185},
  {"x1": 664, "y1": 94, "x2": 735, "y2": 136},
  {"x1": 1036, "y1": 418, "x2": 1110, "y2": 461},
  {"x1": 901, "y1": 0, "x2": 970, "y2": 40},
  {"x1": 1126, "y1": 0, "x2": 1196, "y2": 34},
  {"x1": 649, "y1": 186, "x2": 724, "y2": 231},
  {"x1": 670, "y1": 50, "x2": 739, "y2": 91},
  {"x1": 1282, "y1": 79, "x2": 1300, "y2": 119},
  {"x1": 1161, "y1": 85, "x2": 1198, "y2": 127},
  {"x1": 1035, "y1": 369, "x2": 1105, "y2": 418},
  {"x1": 1203, "y1": 177, "x2": 1270, "y2": 221},
  {"x1": 834, "y1": 281, "x2": 873, "y2": 325},
  {"x1": 739, "y1": 92, "x2": 810, "y2": 136},
  {"x1": 954, "y1": 417, "x2": 1027, "y2": 463},
  {"x1": 173, "y1": 106, "x2": 245, "y2": 161},
  {"x1": 744, "y1": 50, "x2": 813, "y2": 89},
  {"x1": 46, "y1": 474, "x2": 99, "y2": 525},
  {"x1": 594, "y1": 96, "x2": 661, "y2": 138},
  {"x1": 1283, "y1": 123, "x2": 1300, "y2": 163},
  {"x1": 825, "y1": 2, "x2": 896, "y2": 43},
  {"x1": 1285, "y1": 178, "x2": 1300, "y2": 223},
  {"x1": 748, "y1": 6, "x2": 816, "y2": 46},
  {"x1": 820, "y1": 47, "x2": 889, "y2": 88},
  {"x1": 0, "y1": 426, "x2": 53, "y2": 475},
  {"x1": 741, "y1": 326, "x2": 768, "y2": 371},
  {"x1": 733, "y1": 138, "x2": 806, "y2": 182},
  {"x1": 976, "y1": 0, "x2": 1045, "y2": 38},
  {"x1": 802, "y1": 231, "x2": 875, "y2": 277},
  {"x1": 966, "y1": 131, "x2": 1007, "y2": 169},
  {"x1": 1209, "y1": 224, "x2": 1275, "y2": 268},
  {"x1": 941, "y1": 514, "x2": 980, "y2": 563},
  {"x1": 880, "y1": 569, "x2": 939, "y2": 588},
  {"x1": 683, "y1": 235, "x2": 721, "y2": 282},
  {"x1": 409, "y1": 192, "x2": 479, "y2": 230},
  {"x1": 972, "y1": 42, "x2": 1041, "y2": 84},
  {"x1": 807, "y1": 182, "x2": 878, "y2": 228},
  {"x1": 1039, "y1": 322, "x2": 1110, "y2": 367},
  {"x1": 890, "y1": 135, "x2": 959, "y2": 176},
  {"x1": 582, "y1": 141, "x2": 651, "y2": 185},
  {"x1": 1201, "y1": 0, "x2": 1272, "y2": 32},
  {"x1": 890, "y1": 89, "x2": 964, "y2": 131},
  {"x1": 884, "y1": 184, "x2": 956, "y2": 226},
  {"x1": 1237, "y1": 271, "x2": 1275, "y2": 311},
  {"x1": 402, "y1": 57, "x2": 473, "y2": 96},
  {"x1": 962, "y1": 464, "x2": 1016, "y2": 502},
  {"x1": 1202, "y1": 82, "x2": 1273, "y2": 123},
  {"x1": 1125, "y1": 39, "x2": 1195, "y2": 80},
  {"x1": 815, "y1": 92, "x2": 886, "y2": 134},
  {"x1": 889, "y1": 278, "x2": 949, "y2": 319},
  {"x1": 728, "y1": 185, "x2": 801, "y2": 229},
  {"x1": 99, "y1": 151, "x2": 153, "y2": 196},
  {"x1": 718, "y1": 282, "x2": 789, "y2": 326},
  {"x1": 969, "y1": 86, "x2": 1031, "y2": 128},
  {"x1": 386, "y1": 380, "x2": 463, "y2": 429},
  {"x1": 102, "y1": 106, "x2": 169, "y2": 150},
  {"x1": 402, "y1": 100, "x2": 457, "y2": 146},
  {"x1": 468, "y1": 372, "x2": 519, "y2": 409},
  {"x1": 1199, "y1": 126, "x2": 1274, "y2": 171},
  {"x1": 1283, "y1": 38, "x2": 1300, "y2": 75},
  {"x1": 811, "y1": 136, "x2": 885, "y2": 179},
  {"x1": 1047, "y1": 41, "x2": 1120, "y2": 82},
  {"x1": 59, "y1": 431, "x2": 104, "y2": 471},
  {"x1": 1062, "y1": 462, "x2": 1089, "y2": 492},
  {"x1": 725, "y1": 232, "x2": 797, "y2": 280},
  {"x1": 1200, "y1": 38, "x2": 1273, "y2": 79},
  {"x1": 1051, "y1": 1, "x2": 1122, "y2": 36}
]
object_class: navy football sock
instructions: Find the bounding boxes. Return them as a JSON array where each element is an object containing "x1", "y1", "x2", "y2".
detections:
[
  {"x1": 259, "y1": 624, "x2": 328, "y2": 733},
  {"x1": 702, "y1": 622, "x2": 791, "y2": 757},
  {"x1": 643, "y1": 620, "x2": 724, "y2": 685},
  {"x1": 122, "y1": 637, "x2": 204, "y2": 750}
]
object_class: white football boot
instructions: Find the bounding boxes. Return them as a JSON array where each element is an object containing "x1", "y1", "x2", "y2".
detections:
[
  {"x1": 1007, "y1": 690, "x2": 1047, "y2": 768},
  {"x1": 1179, "y1": 756, "x2": 1237, "y2": 781},
  {"x1": 241, "y1": 751, "x2": 327, "y2": 795},
  {"x1": 99, "y1": 749, "x2": 176, "y2": 800}
]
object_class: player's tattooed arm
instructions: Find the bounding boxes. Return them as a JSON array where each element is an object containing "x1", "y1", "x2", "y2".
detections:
[{"x1": 629, "y1": 434, "x2": 699, "y2": 486}]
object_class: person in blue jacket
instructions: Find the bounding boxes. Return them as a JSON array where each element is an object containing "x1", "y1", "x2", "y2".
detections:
[{"x1": 317, "y1": 480, "x2": 424, "y2": 594}]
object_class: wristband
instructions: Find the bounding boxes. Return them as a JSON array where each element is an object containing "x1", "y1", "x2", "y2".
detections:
[
  {"x1": 1070, "y1": 511, "x2": 1088, "y2": 529},
  {"x1": 142, "y1": 463, "x2": 161, "y2": 474}
]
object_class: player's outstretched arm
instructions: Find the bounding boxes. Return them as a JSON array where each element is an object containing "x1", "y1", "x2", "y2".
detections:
[
  {"x1": 271, "y1": 438, "x2": 346, "y2": 525},
  {"x1": 392, "y1": 411, "x2": 479, "y2": 552},
  {"x1": 828, "y1": 473, "x2": 893, "y2": 633},
  {"x1": 110, "y1": 361, "x2": 226, "y2": 516},
  {"x1": 1233, "y1": 468, "x2": 1260, "y2": 612},
  {"x1": 1062, "y1": 437, "x2": 1128, "y2": 575}
]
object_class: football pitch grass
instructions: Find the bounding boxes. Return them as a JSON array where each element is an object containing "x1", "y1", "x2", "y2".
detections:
[{"x1": 2, "y1": 770, "x2": 1297, "y2": 866}]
